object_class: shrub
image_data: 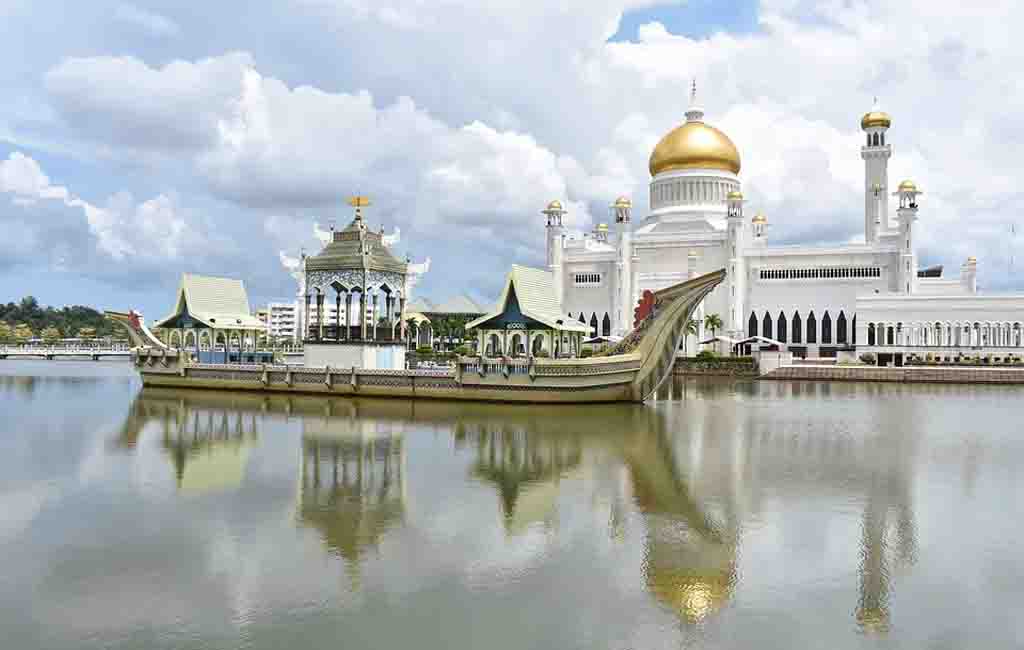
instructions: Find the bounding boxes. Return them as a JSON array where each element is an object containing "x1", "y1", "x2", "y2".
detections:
[
  {"x1": 416, "y1": 345, "x2": 434, "y2": 355},
  {"x1": 859, "y1": 353, "x2": 876, "y2": 365},
  {"x1": 695, "y1": 349, "x2": 717, "y2": 360},
  {"x1": 580, "y1": 348, "x2": 594, "y2": 358},
  {"x1": 454, "y1": 345, "x2": 471, "y2": 356},
  {"x1": 533, "y1": 350, "x2": 549, "y2": 358}
]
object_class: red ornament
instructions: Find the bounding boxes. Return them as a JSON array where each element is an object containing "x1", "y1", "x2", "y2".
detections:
[
  {"x1": 128, "y1": 311, "x2": 141, "y2": 329},
  {"x1": 633, "y1": 290, "x2": 655, "y2": 328}
]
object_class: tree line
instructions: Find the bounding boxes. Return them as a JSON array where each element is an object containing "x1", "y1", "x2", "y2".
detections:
[{"x1": 0, "y1": 296, "x2": 118, "y2": 343}]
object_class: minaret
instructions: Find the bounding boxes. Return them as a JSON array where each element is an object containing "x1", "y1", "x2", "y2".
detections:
[
  {"x1": 726, "y1": 191, "x2": 746, "y2": 336},
  {"x1": 751, "y1": 211, "x2": 767, "y2": 246},
  {"x1": 861, "y1": 98, "x2": 893, "y2": 243},
  {"x1": 613, "y1": 196, "x2": 633, "y2": 335},
  {"x1": 542, "y1": 200, "x2": 567, "y2": 306},
  {"x1": 894, "y1": 180, "x2": 921, "y2": 294}
]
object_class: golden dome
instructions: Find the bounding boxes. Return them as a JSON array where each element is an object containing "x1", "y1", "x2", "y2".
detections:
[
  {"x1": 597, "y1": 223, "x2": 609, "y2": 232},
  {"x1": 613, "y1": 196, "x2": 632, "y2": 208},
  {"x1": 545, "y1": 200, "x2": 563, "y2": 211},
  {"x1": 897, "y1": 179, "x2": 917, "y2": 192},
  {"x1": 649, "y1": 121, "x2": 741, "y2": 176},
  {"x1": 726, "y1": 190, "x2": 744, "y2": 200},
  {"x1": 751, "y1": 212, "x2": 767, "y2": 224},
  {"x1": 861, "y1": 110, "x2": 892, "y2": 130},
  {"x1": 967, "y1": 256, "x2": 977, "y2": 263}
]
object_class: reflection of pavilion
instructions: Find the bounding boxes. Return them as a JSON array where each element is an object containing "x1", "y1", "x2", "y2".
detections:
[
  {"x1": 112, "y1": 390, "x2": 260, "y2": 494},
  {"x1": 466, "y1": 426, "x2": 583, "y2": 534},
  {"x1": 295, "y1": 406, "x2": 407, "y2": 574}
]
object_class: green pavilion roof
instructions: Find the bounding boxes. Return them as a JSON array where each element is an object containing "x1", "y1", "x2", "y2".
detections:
[
  {"x1": 305, "y1": 215, "x2": 408, "y2": 274},
  {"x1": 153, "y1": 273, "x2": 264, "y2": 331},
  {"x1": 467, "y1": 265, "x2": 589, "y2": 333}
]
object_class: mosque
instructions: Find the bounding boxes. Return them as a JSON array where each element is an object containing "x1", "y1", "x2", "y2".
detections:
[{"x1": 546, "y1": 86, "x2": 1024, "y2": 361}]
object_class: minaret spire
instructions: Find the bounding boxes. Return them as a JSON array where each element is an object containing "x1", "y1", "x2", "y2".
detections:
[{"x1": 685, "y1": 78, "x2": 704, "y2": 123}]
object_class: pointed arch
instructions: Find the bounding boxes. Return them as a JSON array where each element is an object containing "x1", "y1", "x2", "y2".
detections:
[
  {"x1": 748, "y1": 312, "x2": 758, "y2": 338},
  {"x1": 837, "y1": 311, "x2": 848, "y2": 344},
  {"x1": 578, "y1": 313, "x2": 585, "y2": 324},
  {"x1": 852, "y1": 315, "x2": 857, "y2": 345},
  {"x1": 807, "y1": 311, "x2": 817, "y2": 344},
  {"x1": 792, "y1": 311, "x2": 802, "y2": 344},
  {"x1": 602, "y1": 312, "x2": 611, "y2": 337},
  {"x1": 589, "y1": 313, "x2": 598, "y2": 337},
  {"x1": 868, "y1": 323, "x2": 876, "y2": 346},
  {"x1": 762, "y1": 312, "x2": 773, "y2": 339},
  {"x1": 821, "y1": 311, "x2": 832, "y2": 344},
  {"x1": 777, "y1": 311, "x2": 788, "y2": 343}
]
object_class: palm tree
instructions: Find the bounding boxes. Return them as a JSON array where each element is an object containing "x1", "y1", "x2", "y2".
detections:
[
  {"x1": 704, "y1": 313, "x2": 723, "y2": 338},
  {"x1": 683, "y1": 318, "x2": 699, "y2": 355}
]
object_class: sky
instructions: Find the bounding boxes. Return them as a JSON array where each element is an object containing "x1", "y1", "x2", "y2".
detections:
[{"x1": 2, "y1": 0, "x2": 1023, "y2": 319}]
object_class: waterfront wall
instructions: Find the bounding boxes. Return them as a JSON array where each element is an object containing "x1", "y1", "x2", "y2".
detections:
[{"x1": 765, "y1": 365, "x2": 1024, "y2": 384}]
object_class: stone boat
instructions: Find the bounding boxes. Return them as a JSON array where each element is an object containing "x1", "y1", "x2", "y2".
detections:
[{"x1": 121, "y1": 269, "x2": 725, "y2": 404}]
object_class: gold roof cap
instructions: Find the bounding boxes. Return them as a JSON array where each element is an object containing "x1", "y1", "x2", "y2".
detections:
[
  {"x1": 726, "y1": 190, "x2": 744, "y2": 200},
  {"x1": 545, "y1": 200, "x2": 563, "y2": 211},
  {"x1": 861, "y1": 98, "x2": 892, "y2": 130},
  {"x1": 751, "y1": 212, "x2": 767, "y2": 224},
  {"x1": 613, "y1": 196, "x2": 632, "y2": 208},
  {"x1": 897, "y1": 179, "x2": 918, "y2": 192},
  {"x1": 597, "y1": 223, "x2": 609, "y2": 231}
]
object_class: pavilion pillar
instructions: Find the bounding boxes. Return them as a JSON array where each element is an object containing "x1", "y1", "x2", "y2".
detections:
[
  {"x1": 344, "y1": 293, "x2": 352, "y2": 340},
  {"x1": 371, "y1": 294, "x2": 378, "y2": 340},
  {"x1": 335, "y1": 292, "x2": 342, "y2": 341},
  {"x1": 304, "y1": 293, "x2": 311, "y2": 340},
  {"x1": 316, "y1": 292, "x2": 325, "y2": 341},
  {"x1": 525, "y1": 329, "x2": 531, "y2": 359},
  {"x1": 503, "y1": 329, "x2": 508, "y2": 357},
  {"x1": 359, "y1": 292, "x2": 367, "y2": 341}
]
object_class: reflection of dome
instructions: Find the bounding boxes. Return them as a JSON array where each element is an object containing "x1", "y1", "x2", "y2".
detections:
[
  {"x1": 649, "y1": 121, "x2": 741, "y2": 176},
  {"x1": 646, "y1": 566, "x2": 735, "y2": 624}
]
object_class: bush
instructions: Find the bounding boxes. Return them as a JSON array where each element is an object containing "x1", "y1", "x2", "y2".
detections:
[
  {"x1": 533, "y1": 349, "x2": 549, "y2": 358},
  {"x1": 454, "y1": 345, "x2": 471, "y2": 356},
  {"x1": 695, "y1": 349, "x2": 717, "y2": 360},
  {"x1": 580, "y1": 348, "x2": 594, "y2": 358},
  {"x1": 859, "y1": 353, "x2": 876, "y2": 365},
  {"x1": 416, "y1": 345, "x2": 434, "y2": 355}
]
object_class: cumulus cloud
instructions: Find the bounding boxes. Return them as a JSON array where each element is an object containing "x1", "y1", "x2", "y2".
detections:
[{"x1": 2, "y1": 0, "x2": 1022, "y2": 305}]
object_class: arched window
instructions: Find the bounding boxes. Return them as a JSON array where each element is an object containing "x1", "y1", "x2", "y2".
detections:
[
  {"x1": 886, "y1": 325, "x2": 894, "y2": 345},
  {"x1": 748, "y1": 312, "x2": 758, "y2": 338},
  {"x1": 762, "y1": 312, "x2": 773, "y2": 340},
  {"x1": 868, "y1": 323, "x2": 876, "y2": 346},
  {"x1": 578, "y1": 314, "x2": 585, "y2": 324},
  {"x1": 777, "y1": 311, "x2": 788, "y2": 343},
  {"x1": 872, "y1": 133, "x2": 880, "y2": 146},
  {"x1": 822, "y1": 311, "x2": 832, "y2": 344},
  {"x1": 602, "y1": 313, "x2": 611, "y2": 336},
  {"x1": 837, "y1": 311, "x2": 848, "y2": 344},
  {"x1": 589, "y1": 313, "x2": 598, "y2": 337},
  {"x1": 867, "y1": 134, "x2": 871, "y2": 147},
  {"x1": 880, "y1": 133, "x2": 885, "y2": 146},
  {"x1": 792, "y1": 311, "x2": 802, "y2": 344},
  {"x1": 807, "y1": 311, "x2": 817, "y2": 344},
  {"x1": 852, "y1": 315, "x2": 857, "y2": 345}
]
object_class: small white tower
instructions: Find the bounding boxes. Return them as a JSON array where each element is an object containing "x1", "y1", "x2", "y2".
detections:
[
  {"x1": 726, "y1": 191, "x2": 746, "y2": 336},
  {"x1": 894, "y1": 179, "x2": 921, "y2": 294},
  {"x1": 542, "y1": 200, "x2": 567, "y2": 306},
  {"x1": 613, "y1": 196, "x2": 633, "y2": 334},
  {"x1": 751, "y1": 211, "x2": 768, "y2": 246},
  {"x1": 861, "y1": 98, "x2": 893, "y2": 243},
  {"x1": 961, "y1": 256, "x2": 978, "y2": 294}
]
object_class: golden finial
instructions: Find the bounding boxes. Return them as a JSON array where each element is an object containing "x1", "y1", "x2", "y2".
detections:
[{"x1": 347, "y1": 195, "x2": 371, "y2": 221}]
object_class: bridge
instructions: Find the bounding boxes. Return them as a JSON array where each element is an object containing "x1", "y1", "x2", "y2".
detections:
[{"x1": 0, "y1": 345, "x2": 133, "y2": 360}]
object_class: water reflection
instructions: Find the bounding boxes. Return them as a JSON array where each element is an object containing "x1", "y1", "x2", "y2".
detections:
[
  {"x1": 104, "y1": 381, "x2": 932, "y2": 634},
  {"x1": 297, "y1": 404, "x2": 406, "y2": 578}
]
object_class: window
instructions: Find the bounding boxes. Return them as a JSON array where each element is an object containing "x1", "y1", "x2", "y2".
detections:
[
  {"x1": 574, "y1": 273, "x2": 602, "y2": 286},
  {"x1": 837, "y1": 311, "x2": 848, "y2": 344},
  {"x1": 807, "y1": 311, "x2": 817, "y2": 344},
  {"x1": 762, "y1": 312, "x2": 773, "y2": 339},
  {"x1": 760, "y1": 267, "x2": 880, "y2": 280},
  {"x1": 822, "y1": 311, "x2": 832, "y2": 344},
  {"x1": 748, "y1": 312, "x2": 758, "y2": 338},
  {"x1": 792, "y1": 311, "x2": 802, "y2": 344},
  {"x1": 602, "y1": 313, "x2": 611, "y2": 337},
  {"x1": 777, "y1": 311, "x2": 788, "y2": 343},
  {"x1": 589, "y1": 313, "x2": 598, "y2": 337}
]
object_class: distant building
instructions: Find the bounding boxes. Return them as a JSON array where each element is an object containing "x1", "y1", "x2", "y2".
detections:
[{"x1": 405, "y1": 294, "x2": 487, "y2": 351}]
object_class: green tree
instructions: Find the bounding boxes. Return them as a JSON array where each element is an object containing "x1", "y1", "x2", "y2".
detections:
[
  {"x1": 78, "y1": 326, "x2": 97, "y2": 340},
  {"x1": 683, "y1": 318, "x2": 699, "y2": 355},
  {"x1": 42, "y1": 326, "x2": 62, "y2": 344},
  {"x1": 703, "y1": 313, "x2": 723, "y2": 339},
  {"x1": 14, "y1": 323, "x2": 34, "y2": 343},
  {"x1": 0, "y1": 321, "x2": 12, "y2": 343}
]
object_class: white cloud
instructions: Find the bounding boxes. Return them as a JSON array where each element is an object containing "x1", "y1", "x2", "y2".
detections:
[{"x1": 113, "y1": 4, "x2": 180, "y2": 38}]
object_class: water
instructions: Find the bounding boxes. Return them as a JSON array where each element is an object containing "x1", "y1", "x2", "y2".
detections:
[{"x1": 2, "y1": 361, "x2": 1023, "y2": 649}]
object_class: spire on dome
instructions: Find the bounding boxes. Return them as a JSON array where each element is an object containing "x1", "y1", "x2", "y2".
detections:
[{"x1": 685, "y1": 78, "x2": 704, "y2": 123}]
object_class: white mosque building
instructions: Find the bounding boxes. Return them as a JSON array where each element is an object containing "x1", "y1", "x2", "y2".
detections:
[{"x1": 545, "y1": 88, "x2": 1024, "y2": 363}]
